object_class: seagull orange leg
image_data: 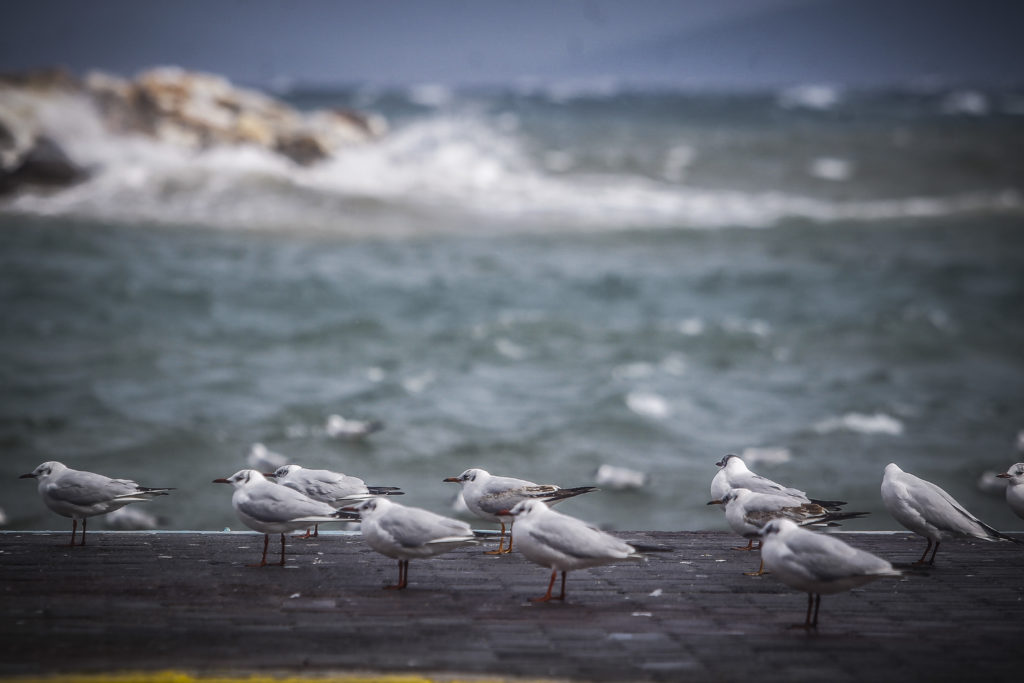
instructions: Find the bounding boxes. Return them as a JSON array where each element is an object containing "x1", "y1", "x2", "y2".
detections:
[
  {"x1": 913, "y1": 539, "x2": 934, "y2": 566},
  {"x1": 385, "y1": 559, "x2": 408, "y2": 589},
  {"x1": 502, "y1": 522, "x2": 515, "y2": 554},
  {"x1": 249, "y1": 534, "x2": 270, "y2": 567},
  {"x1": 744, "y1": 557, "x2": 767, "y2": 576},
  {"x1": 732, "y1": 538, "x2": 755, "y2": 551},
  {"x1": 485, "y1": 522, "x2": 507, "y2": 554},
  {"x1": 531, "y1": 569, "x2": 558, "y2": 602}
]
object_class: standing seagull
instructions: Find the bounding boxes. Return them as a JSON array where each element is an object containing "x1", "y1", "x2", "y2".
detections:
[
  {"x1": 444, "y1": 468, "x2": 598, "y2": 554},
  {"x1": 267, "y1": 464, "x2": 403, "y2": 537},
  {"x1": 500, "y1": 499, "x2": 658, "y2": 602},
  {"x1": 760, "y1": 518, "x2": 901, "y2": 629},
  {"x1": 710, "y1": 454, "x2": 847, "y2": 550},
  {"x1": 881, "y1": 463, "x2": 1020, "y2": 565},
  {"x1": 213, "y1": 469, "x2": 354, "y2": 566},
  {"x1": 996, "y1": 463, "x2": 1024, "y2": 520},
  {"x1": 20, "y1": 461, "x2": 173, "y2": 546},
  {"x1": 708, "y1": 488, "x2": 868, "y2": 575},
  {"x1": 343, "y1": 497, "x2": 478, "y2": 590}
]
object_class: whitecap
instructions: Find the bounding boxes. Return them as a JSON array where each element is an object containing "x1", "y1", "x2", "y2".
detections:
[
  {"x1": 813, "y1": 412, "x2": 904, "y2": 436},
  {"x1": 495, "y1": 338, "x2": 527, "y2": 360},
  {"x1": 595, "y1": 464, "x2": 647, "y2": 490},
  {"x1": 626, "y1": 391, "x2": 671, "y2": 419},
  {"x1": 777, "y1": 84, "x2": 842, "y2": 110},
  {"x1": 808, "y1": 157, "x2": 852, "y2": 182},
  {"x1": 406, "y1": 83, "x2": 453, "y2": 108},
  {"x1": 740, "y1": 447, "x2": 792, "y2": 466},
  {"x1": 941, "y1": 90, "x2": 989, "y2": 116}
]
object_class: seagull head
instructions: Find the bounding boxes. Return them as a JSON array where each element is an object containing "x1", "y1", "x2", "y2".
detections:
[
  {"x1": 20, "y1": 461, "x2": 66, "y2": 481},
  {"x1": 268, "y1": 464, "x2": 301, "y2": 479},
  {"x1": 341, "y1": 497, "x2": 391, "y2": 519},
  {"x1": 444, "y1": 468, "x2": 488, "y2": 485},
  {"x1": 761, "y1": 518, "x2": 797, "y2": 537},
  {"x1": 997, "y1": 463, "x2": 1024, "y2": 482},
  {"x1": 212, "y1": 469, "x2": 264, "y2": 487},
  {"x1": 715, "y1": 454, "x2": 746, "y2": 471},
  {"x1": 707, "y1": 488, "x2": 742, "y2": 507}
]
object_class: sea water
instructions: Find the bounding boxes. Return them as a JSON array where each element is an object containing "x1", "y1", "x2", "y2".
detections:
[{"x1": 2, "y1": 84, "x2": 1023, "y2": 532}]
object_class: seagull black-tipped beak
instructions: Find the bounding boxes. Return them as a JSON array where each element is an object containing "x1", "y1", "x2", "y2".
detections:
[
  {"x1": 262, "y1": 472, "x2": 277, "y2": 478},
  {"x1": 996, "y1": 473, "x2": 1011, "y2": 479},
  {"x1": 19, "y1": 473, "x2": 36, "y2": 479},
  {"x1": 212, "y1": 478, "x2": 231, "y2": 484},
  {"x1": 442, "y1": 477, "x2": 460, "y2": 483},
  {"x1": 707, "y1": 499, "x2": 723, "y2": 506}
]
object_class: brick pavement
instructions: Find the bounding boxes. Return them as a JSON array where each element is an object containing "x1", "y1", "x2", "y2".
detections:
[{"x1": 1, "y1": 530, "x2": 1022, "y2": 682}]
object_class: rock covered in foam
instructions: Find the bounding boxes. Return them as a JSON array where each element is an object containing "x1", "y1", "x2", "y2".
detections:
[{"x1": 0, "y1": 66, "x2": 386, "y2": 194}]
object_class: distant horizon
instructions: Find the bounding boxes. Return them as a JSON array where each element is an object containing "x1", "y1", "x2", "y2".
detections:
[{"x1": 3, "y1": 0, "x2": 1022, "y2": 93}]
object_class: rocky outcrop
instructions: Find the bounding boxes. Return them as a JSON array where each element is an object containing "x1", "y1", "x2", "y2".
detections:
[{"x1": 1, "y1": 67, "x2": 386, "y2": 195}]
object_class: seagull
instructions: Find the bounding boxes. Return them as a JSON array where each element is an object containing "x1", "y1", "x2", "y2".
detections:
[
  {"x1": 19, "y1": 461, "x2": 173, "y2": 546},
  {"x1": 443, "y1": 468, "x2": 598, "y2": 554},
  {"x1": 342, "y1": 497, "x2": 478, "y2": 590},
  {"x1": 996, "y1": 463, "x2": 1024, "y2": 519},
  {"x1": 213, "y1": 469, "x2": 355, "y2": 566},
  {"x1": 325, "y1": 414, "x2": 383, "y2": 441},
  {"x1": 267, "y1": 464, "x2": 403, "y2": 537},
  {"x1": 760, "y1": 518, "x2": 901, "y2": 629},
  {"x1": 710, "y1": 454, "x2": 847, "y2": 550},
  {"x1": 881, "y1": 463, "x2": 1021, "y2": 565},
  {"x1": 500, "y1": 499, "x2": 663, "y2": 602},
  {"x1": 708, "y1": 488, "x2": 869, "y2": 575}
]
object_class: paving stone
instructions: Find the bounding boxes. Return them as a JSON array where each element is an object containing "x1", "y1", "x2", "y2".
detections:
[{"x1": 1, "y1": 530, "x2": 1022, "y2": 681}]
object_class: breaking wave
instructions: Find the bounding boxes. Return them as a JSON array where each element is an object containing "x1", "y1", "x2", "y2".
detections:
[{"x1": 4, "y1": 88, "x2": 1022, "y2": 236}]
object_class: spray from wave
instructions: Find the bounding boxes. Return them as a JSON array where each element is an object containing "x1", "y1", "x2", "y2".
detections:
[{"x1": 4, "y1": 76, "x2": 1022, "y2": 236}]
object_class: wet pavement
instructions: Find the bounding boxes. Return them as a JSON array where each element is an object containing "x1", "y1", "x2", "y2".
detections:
[{"x1": 1, "y1": 530, "x2": 1022, "y2": 681}]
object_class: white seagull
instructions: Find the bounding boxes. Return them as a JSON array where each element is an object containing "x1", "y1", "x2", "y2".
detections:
[
  {"x1": 709, "y1": 488, "x2": 868, "y2": 575},
  {"x1": 996, "y1": 463, "x2": 1024, "y2": 520},
  {"x1": 343, "y1": 497, "x2": 478, "y2": 590},
  {"x1": 267, "y1": 464, "x2": 403, "y2": 537},
  {"x1": 444, "y1": 468, "x2": 598, "y2": 554},
  {"x1": 760, "y1": 518, "x2": 901, "y2": 629},
  {"x1": 20, "y1": 461, "x2": 173, "y2": 546},
  {"x1": 213, "y1": 469, "x2": 355, "y2": 566},
  {"x1": 501, "y1": 499, "x2": 662, "y2": 602},
  {"x1": 881, "y1": 463, "x2": 1021, "y2": 565},
  {"x1": 710, "y1": 454, "x2": 847, "y2": 550}
]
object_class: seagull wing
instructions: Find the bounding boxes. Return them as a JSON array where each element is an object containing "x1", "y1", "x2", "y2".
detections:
[{"x1": 378, "y1": 506, "x2": 473, "y2": 548}]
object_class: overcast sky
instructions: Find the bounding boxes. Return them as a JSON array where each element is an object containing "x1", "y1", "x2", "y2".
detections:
[{"x1": 1, "y1": 0, "x2": 1021, "y2": 89}]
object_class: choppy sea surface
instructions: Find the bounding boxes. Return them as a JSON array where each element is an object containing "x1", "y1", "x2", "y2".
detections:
[{"x1": 2, "y1": 84, "x2": 1024, "y2": 532}]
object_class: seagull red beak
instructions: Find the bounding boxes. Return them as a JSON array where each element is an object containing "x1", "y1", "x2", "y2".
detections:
[
  {"x1": 442, "y1": 477, "x2": 460, "y2": 482},
  {"x1": 262, "y1": 472, "x2": 278, "y2": 478},
  {"x1": 707, "y1": 499, "x2": 723, "y2": 505},
  {"x1": 212, "y1": 478, "x2": 231, "y2": 484},
  {"x1": 496, "y1": 509, "x2": 513, "y2": 516},
  {"x1": 19, "y1": 473, "x2": 37, "y2": 479},
  {"x1": 996, "y1": 473, "x2": 1012, "y2": 479}
]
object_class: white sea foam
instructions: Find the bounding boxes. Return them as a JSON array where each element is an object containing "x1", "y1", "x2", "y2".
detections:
[
  {"x1": 740, "y1": 446, "x2": 792, "y2": 465},
  {"x1": 777, "y1": 84, "x2": 842, "y2": 110},
  {"x1": 813, "y1": 412, "x2": 905, "y2": 436},
  {"x1": 4, "y1": 92, "x2": 1021, "y2": 235},
  {"x1": 626, "y1": 391, "x2": 671, "y2": 419}
]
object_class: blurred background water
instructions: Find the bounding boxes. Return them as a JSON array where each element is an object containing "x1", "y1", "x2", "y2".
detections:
[{"x1": 3, "y1": 82, "x2": 1023, "y2": 533}]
